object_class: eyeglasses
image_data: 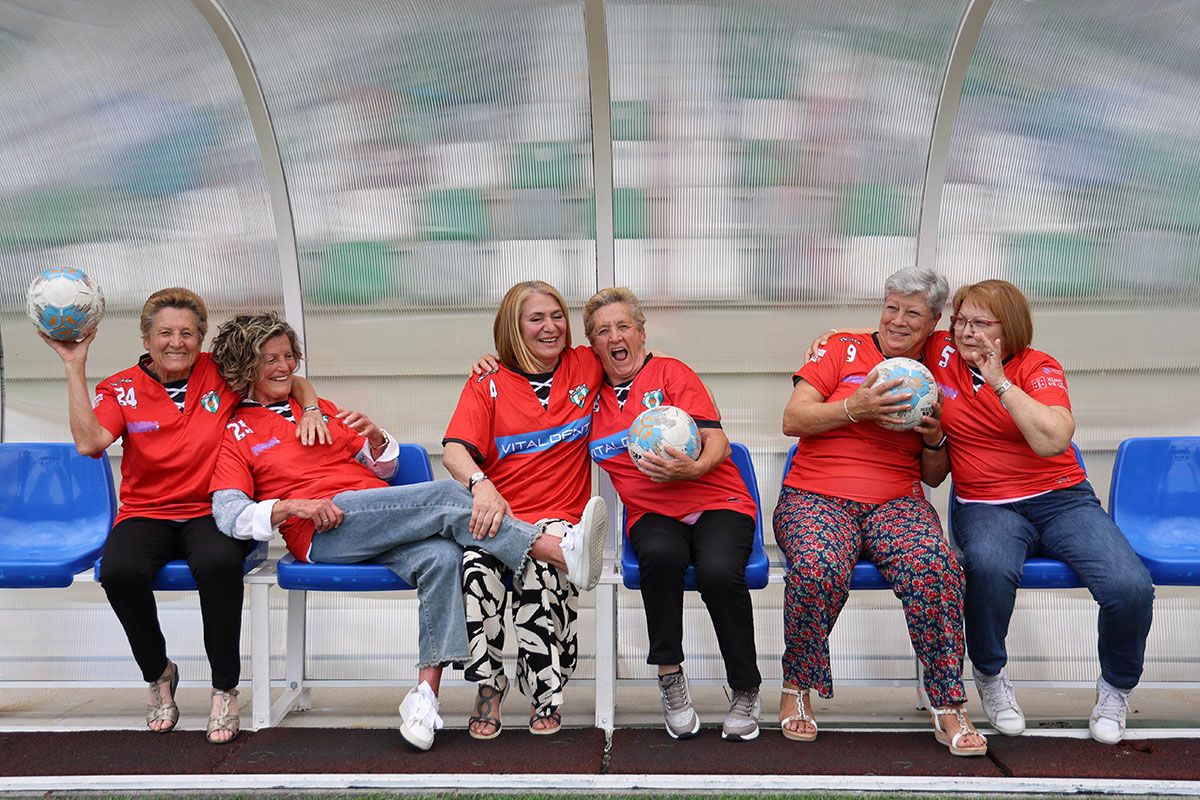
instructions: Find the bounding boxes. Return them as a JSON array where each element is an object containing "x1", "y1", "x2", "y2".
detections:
[{"x1": 951, "y1": 315, "x2": 1001, "y2": 332}]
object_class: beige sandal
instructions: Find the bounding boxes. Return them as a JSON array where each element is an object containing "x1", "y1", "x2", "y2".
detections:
[
  {"x1": 779, "y1": 686, "x2": 818, "y2": 742},
  {"x1": 931, "y1": 705, "x2": 987, "y2": 757},
  {"x1": 146, "y1": 661, "x2": 179, "y2": 734},
  {"x1": 207, "y1": 688, "x2": 240, "y2": 745}
]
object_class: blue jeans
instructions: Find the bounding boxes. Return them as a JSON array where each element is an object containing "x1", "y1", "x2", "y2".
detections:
[
  {"x1": 952, "y1": 480, "x2": 1153, "y2": 690},
  {"x1": 308, "y1": 479, "x2": 540, "y2": 668}
]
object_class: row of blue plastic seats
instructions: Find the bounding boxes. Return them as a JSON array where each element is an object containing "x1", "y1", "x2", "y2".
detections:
[{"x1": 1, "y1": 438, "x2": 1197, "y2": 592}]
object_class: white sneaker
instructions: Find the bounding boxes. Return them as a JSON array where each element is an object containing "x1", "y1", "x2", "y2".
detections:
[
  {"x1": 558, "y1": 496, "x2": 607, "y2": 591},
  {"x1": 973, "y1": 667, "x2": 1025, "y2": 736},
  {"x1": 1089, "y1": 678, "x2": 1130, "y2": 745},
  {"x1": 398, "y1": 681, "x2": 443, "y2": 751}
]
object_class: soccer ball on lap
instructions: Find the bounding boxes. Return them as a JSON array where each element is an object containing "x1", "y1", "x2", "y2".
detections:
[
  {"x1": 872, "y1": 357, "x2": 937, "y2": 431},
  {"x1": 627, "y1": 405, "x2": 701, "y2": 462},
  {"x1": 26, "y1": 267, "x2": 106, "y2": 341}
]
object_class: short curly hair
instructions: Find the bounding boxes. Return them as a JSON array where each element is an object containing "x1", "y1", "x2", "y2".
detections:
[{"x1": 210, "y1": 311, "x2": 303, "y2": 397}]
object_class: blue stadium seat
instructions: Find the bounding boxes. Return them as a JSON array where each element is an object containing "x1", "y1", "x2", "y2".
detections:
[
  {"x1": 947, "y1": 442, "x2": 1086, "y2": 589},
  {"x1": 1110, "y1": 436, "x2": 1200, "y2": 585},
  {"x1": 0, "y1": 443, "x2": 116, "y2": 588},
  {"x1": 276, "y1": 442, "x2": 434, "y2": 590},
  {"x1": 779, "y1": 443, "x2": 890, "y2": 589},
  {"x1": 621, "y1": 442, "x2": 771, "y2": 590}
]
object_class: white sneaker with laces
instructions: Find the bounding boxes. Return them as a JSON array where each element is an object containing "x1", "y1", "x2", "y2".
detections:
[
  {"x1": 973, "y1": 667, "x2": 1025, "y2": 736},
  {"x1": 398, "y1": 681, "x2": 443, "y2": 751},
  {"x1": 1089, "y1": 677, "x2": 1130, "y2": 745},
  {"x1": 558, "y1": 496, "x2": 607, "y2": 591}
]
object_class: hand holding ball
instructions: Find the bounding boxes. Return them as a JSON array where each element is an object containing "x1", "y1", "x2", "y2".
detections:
[
  {"x1": 27, "y1": 268, "x2": 105, "y2": 341},
  {"x1": 627, "y1": 405, "x2": 701, "y2": 463},
  {"x1": 872, "y1": 357, "x2": 937, "y2": 431}
]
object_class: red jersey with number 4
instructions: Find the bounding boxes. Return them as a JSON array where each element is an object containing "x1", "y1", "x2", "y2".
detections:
[
  {"x1": 209, "y1": 397, "x2": 384, "y2": 560},
  {"x1": 442, "y1": 345, "x2": 602, "y2": 525},
  {"x1": 783, "y1": 334, "x2": 925, "y2": 505},
  {"x1": 92, "y1": 352, "x2": 240, "y2": 526},
  {"x1": 925, "y1": 330, "x2": 1085, "y2": 502},
  {"x1": 588, "y1": 356, "x2": 754, "y2": 528}
]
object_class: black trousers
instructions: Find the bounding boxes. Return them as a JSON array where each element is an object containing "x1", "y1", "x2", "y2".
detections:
[
  {"x1": 628, "y1": 509, "x2": 761, "y2": 691},
  {"x1": 99, "y1": 516, "x2": 251, "y2": 690}
]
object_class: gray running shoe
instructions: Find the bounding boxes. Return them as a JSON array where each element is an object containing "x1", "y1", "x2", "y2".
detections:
[
  {"x1": 722, "y1": 687, "x2": 761, "y2": 742},
  {"x1": 658, "y1": 670, "x2": 700, "y2": 739}
]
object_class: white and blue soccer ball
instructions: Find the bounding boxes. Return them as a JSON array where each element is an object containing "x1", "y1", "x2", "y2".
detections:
[
  {"x1": 873, "y1": 357, "x2": 937, "y2": 431},
  {"x1": 26, "y1": 267, "x2": 106, "y2": 341},
  {"x1": 628, "y1": 405, "x2": 701, "y2": 462}
]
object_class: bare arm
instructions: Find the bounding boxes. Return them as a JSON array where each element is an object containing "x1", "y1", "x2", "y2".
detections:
[
  {"x1": 443, "y1": 440, "x2": 512, "y2": 539},
  {"x1": 782, "y1": 373, "x2": 911, "y2": 438},
  {"x1": 915, "y1": 394, "x2": 950, "y2": 486},
  {"x1": 40, "y1": 331, "x2": 115, "y2": 456},
  {"x1": 289, "y1": 375, "x2": 331, "y2": 445},
  {"x1": 971, "y1": 340, "x2": 1074, "y2": 457}
]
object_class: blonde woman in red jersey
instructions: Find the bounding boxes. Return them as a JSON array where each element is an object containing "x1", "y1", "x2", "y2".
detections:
[{"x1": 444, "y1": 281, "x2": 606, "y2": 737}]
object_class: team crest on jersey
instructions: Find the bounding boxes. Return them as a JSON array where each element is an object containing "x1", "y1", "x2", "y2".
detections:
[
  {"x1": 642, "y1": 389, "x2": 664, "y2": 409},
  {"x1": 569, "y1": 383, "x2": 589, "y2": 408},
  {"x1": 200, "y1": 391, "x2": 221, "y2": 414}
]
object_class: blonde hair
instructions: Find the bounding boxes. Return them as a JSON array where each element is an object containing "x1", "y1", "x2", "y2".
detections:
[
  {"x1": 494, "y1": 281, "x2": 572, "y2": 373},
  {"x1": 210, "y1": 311, "x2": 304, "y2": 397},
  {"x1": 140, "y1": 288, "x2": 208, "y2": 339},
  {"x1": 582, "y1": 286, "x2": 645, "y2": 338},
  {"x1": 952, "y1": 279, "x2": 1034, "y2": 355}
]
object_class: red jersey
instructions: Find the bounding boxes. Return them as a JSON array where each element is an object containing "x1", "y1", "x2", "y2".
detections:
[
  {"x1": 589, "y1": 356, "x2": 755, "y2": 528},
  {"x1": 92, "y1": 352, "x2": 240, "y2": 526},
  {"x1": 442, "y1": 345, "x2": 602, "y2": 524},
  {"x1": 783, "y1": 334, "x2": 925, "y2": 504},
  {"x1": 209, "y1": 397, "x2": 384, "y2": 560},
  {"x1": 925, "y1": 330, "x2": 1085, "y2": 501}
]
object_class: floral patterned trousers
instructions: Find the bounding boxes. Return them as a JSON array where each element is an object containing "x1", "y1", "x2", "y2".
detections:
[{"x1": 773, "y1": 486, "x2": 967, "y2": 707}]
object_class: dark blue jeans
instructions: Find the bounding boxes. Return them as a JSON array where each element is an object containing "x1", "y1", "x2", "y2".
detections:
[{"x1": 952, "y1": 480, "x2": 1153, "y2": 691}]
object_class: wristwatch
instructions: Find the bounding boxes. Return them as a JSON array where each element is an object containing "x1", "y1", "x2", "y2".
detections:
[{"x1": 468, "y1": 471, "x2": 489, "y2": 491}]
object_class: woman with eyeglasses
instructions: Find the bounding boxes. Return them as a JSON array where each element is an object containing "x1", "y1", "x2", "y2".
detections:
[{"x1": 920, "y1": 279, "x2": 1152, "y2": 746}]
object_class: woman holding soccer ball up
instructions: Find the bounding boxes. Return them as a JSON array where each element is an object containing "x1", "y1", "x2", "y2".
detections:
[
  {"x1": 777, "y1": 267, "x2": 985, "y2": 756},
  {"x1": 583, "y1": 287, "x2": 763, "y2": 742},
  {"x1": 39, "y1": 287, "x2": 328, "y2": 744}
]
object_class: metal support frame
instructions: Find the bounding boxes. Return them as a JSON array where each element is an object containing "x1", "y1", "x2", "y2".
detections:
[
  {"x1": 188, "y1": 0, "x2": 307, "y2": 357},
  {"x1": 915, "y1": 0, "x2": 996, "y2": 272}
]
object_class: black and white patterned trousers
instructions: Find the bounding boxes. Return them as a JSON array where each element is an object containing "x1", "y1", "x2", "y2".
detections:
[{"x1": 461, "y1": 547, "x2": 578, "y2": 716}]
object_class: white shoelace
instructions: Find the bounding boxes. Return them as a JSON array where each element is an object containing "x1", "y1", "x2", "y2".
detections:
[
  {"x1": 400, "y1": 685, "x2": 444, "y2": 731},
  {"x1": 1094, "y1": 685, "x2": 1129, "y2": 722},
  {"x1": 978, "y1": 674, "x2": 1019, "y2": 713},
  {"x1": 660, "y1": 672, "x2": 691, "y2": 713}
]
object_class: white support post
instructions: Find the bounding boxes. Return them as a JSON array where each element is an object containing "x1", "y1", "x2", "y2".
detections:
[
  {"x1": 248, "y1": 575, "x2": 272, "y2": 730},
  {"x1": 593, "y1": 580, "x2": 617, "y2": 731}
]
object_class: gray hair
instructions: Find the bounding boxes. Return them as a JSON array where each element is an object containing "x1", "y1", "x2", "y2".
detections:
[{"x1": 884, "y1": 267, "x2": 949, "y2": 317}]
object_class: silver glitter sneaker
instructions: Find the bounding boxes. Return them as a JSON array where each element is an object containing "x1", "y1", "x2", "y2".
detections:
[{"x1": 658, "y1": 670, "x2": 700, "y2": 739}]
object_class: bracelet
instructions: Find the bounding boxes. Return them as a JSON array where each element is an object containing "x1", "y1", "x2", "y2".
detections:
[
  {"x1": 302, "y1": 405, "x2": 320, "y2": 413},
  {"x1": 372, "y1": 431, "x2": 390, "y2": 450},
  {"x1": 993, "y1": 379, "x2": 1013, "y2": 397},
  {"x1": 843, "y1": 398, "x2": 860, "y2": 423},
  {"x1": 923, "y1": 434, "x2": 948, "y2": 451}
]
